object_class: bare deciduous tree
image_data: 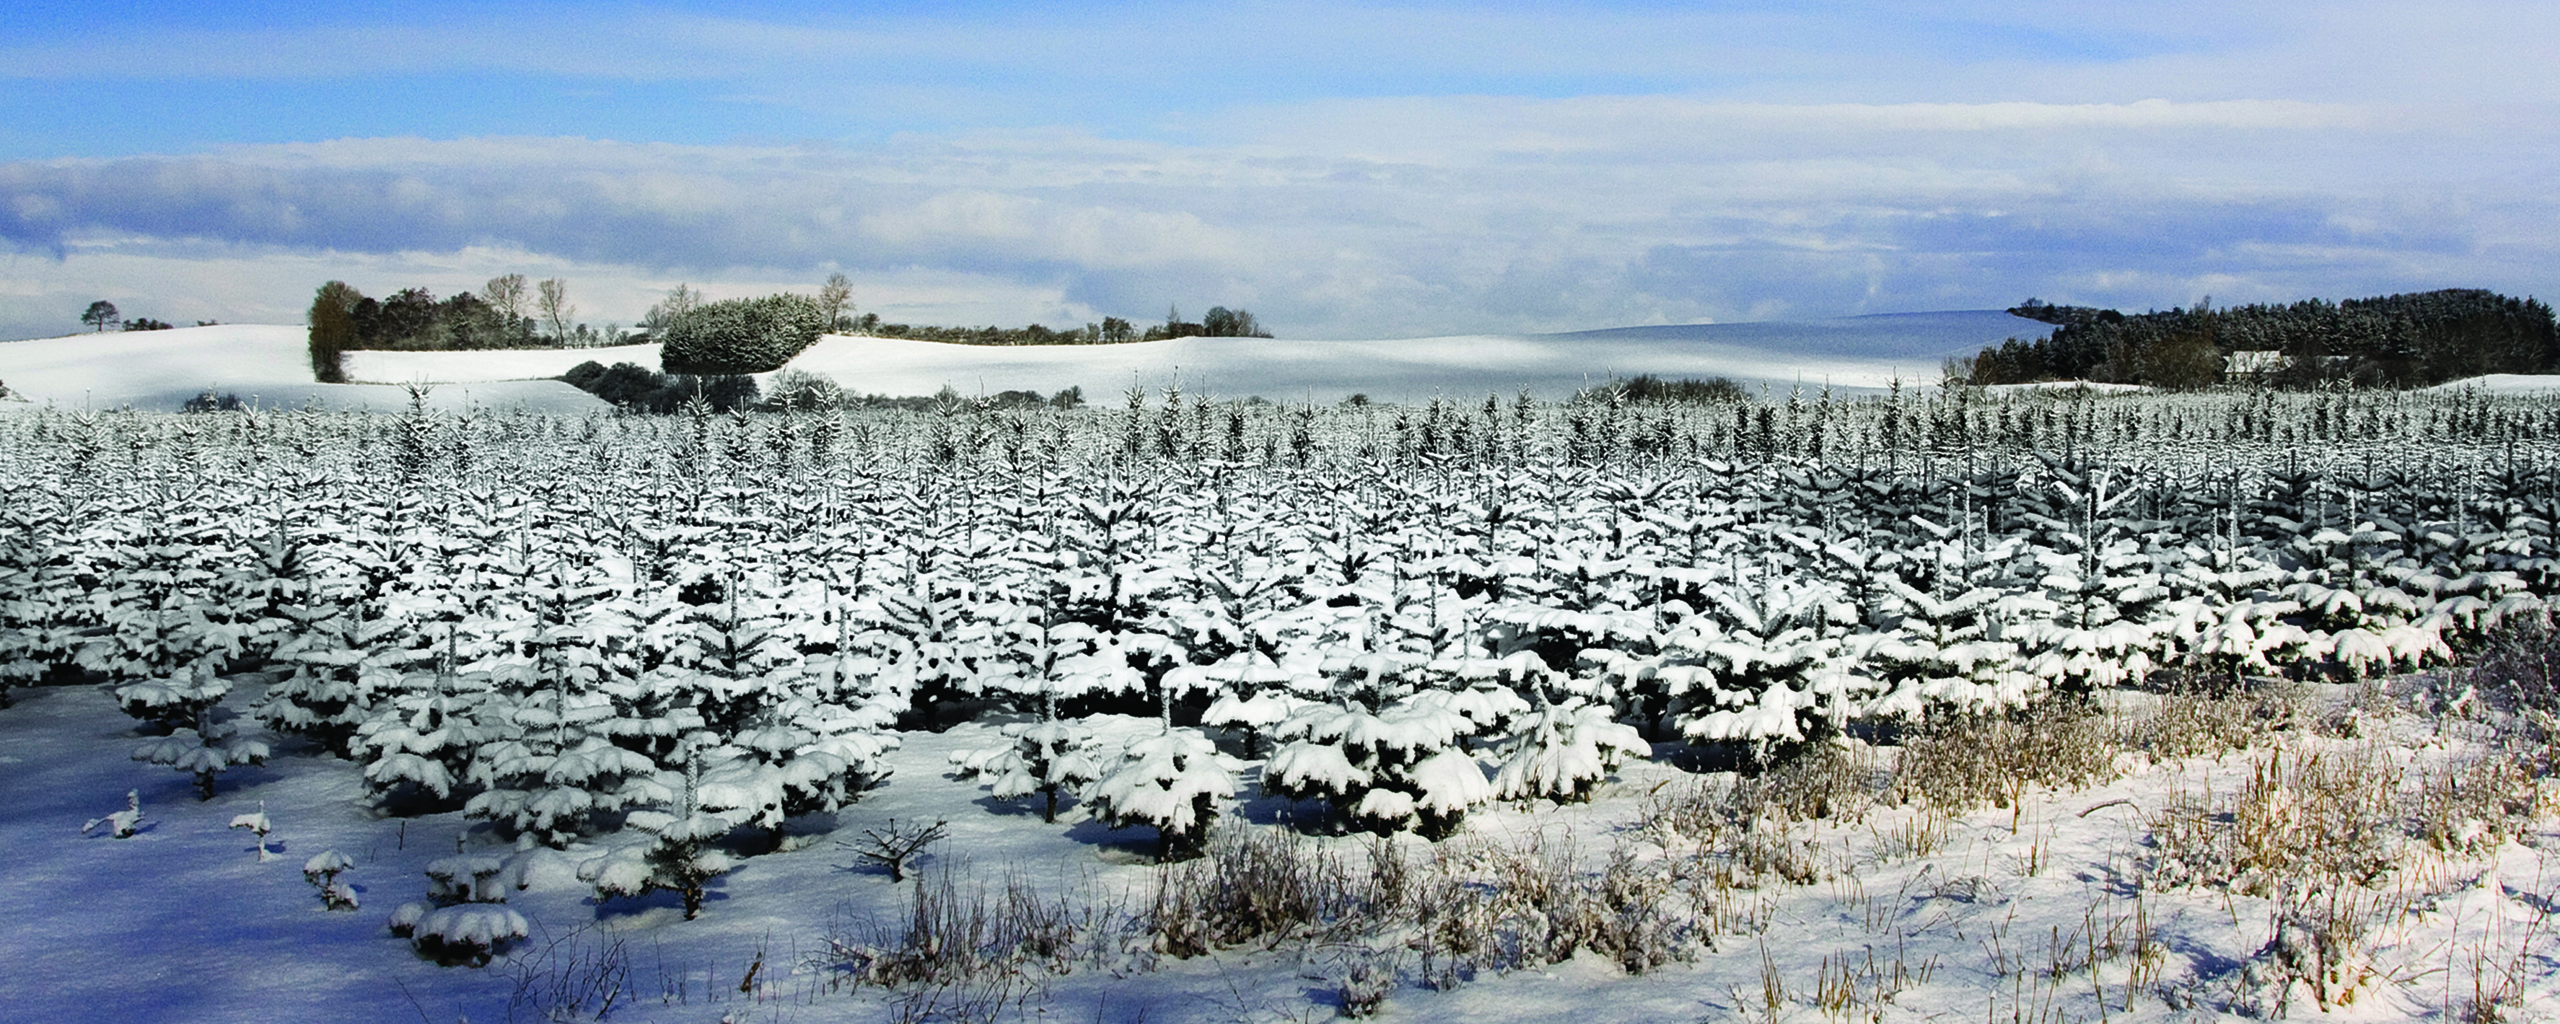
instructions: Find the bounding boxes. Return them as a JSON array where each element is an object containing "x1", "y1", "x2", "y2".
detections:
[
  {"x1": 842, "y1": 818, "x2": 948, "y2": 883},
  {"x1": 819, "y1": 272, "x2": 854, "y2": 333},
  {"x1": 646, "y1": 284, "x2": 700, "y2": 332},
  {"x1": 483, "y1": 274, "x2": 529, "y2": 325},
  {"x1": 537, "y1": 278, "x2": 575, "y2": 346}
]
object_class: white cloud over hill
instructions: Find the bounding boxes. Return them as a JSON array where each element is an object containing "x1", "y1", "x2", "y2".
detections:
[
  {"x1": 2, "y1": 4, "x2": 2553, "y2": 344},
  {"x1": 3, "y1": 94, "x2": 2550, "y2": 345}
]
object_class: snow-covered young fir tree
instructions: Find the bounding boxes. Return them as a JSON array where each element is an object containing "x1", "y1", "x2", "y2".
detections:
[
  {"x1": 700, "y1": 692, "x2": 899, "y2": 852},
  {"x1": 462, "y1": 558, "x2": 668, "y2": 848},
  {"x1": 1265, "y1": 689, "x2": 1492, "y2": 840},
  {"x1": 1084, "y1": 682, "x2": 1237, "y2": 860},
  {"x1": 351, "y1": 623, "x2": 498, "y2": 810},
  {"x1": 580, "y1": 747, "x2": 735, "y2": 920},
  {"x1": 389, "y1": 840, "x2": 528, "y2": 965},
  {"x1": 129, "y1": 666, "x2": 272, "y2": 800},
  {"x1": 304, "y1": 850, "x2": 359, "y2": 911},
  {"x1": 1490, "y1": 688, "x2": 1650, "y2": 804},
  {"x1": 949, "y1": 688, "x2": 1105, "y2": 824},
  {"x1": 254, "y1": 531, "x2": 397, "y2": 757}
]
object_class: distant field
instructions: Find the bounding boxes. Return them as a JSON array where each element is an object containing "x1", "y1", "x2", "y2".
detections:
[
  {"x1": 0, "y1": 325, "x2": 606, "y2": 413},
  {"x1": 342, "y1": 342, "x2": 661, "y2": 386},
  {"x1": 775, "y1": 309, "x2": 2052, "y2": 403},
  {"x1": 21, "y1": 312, "x2": 2560, "y2": 414},
  {"x1": 6, "y1": 312, "x2": 2062, "y2": 411},
  {"x1": 4, "y1": 384, "x2": 2558, "y2": 1022}
]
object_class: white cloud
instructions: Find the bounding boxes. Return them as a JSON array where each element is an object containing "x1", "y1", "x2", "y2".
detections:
[
  {"x1": 861, "y1": 192, "x2": 1245, "y2": 270},
  {"x1": 0, "y1": 237, "x2": 1112, "y2": 345},
  {"x1": 2, "y1": 91, "x2": 2552, "y2": 342}
]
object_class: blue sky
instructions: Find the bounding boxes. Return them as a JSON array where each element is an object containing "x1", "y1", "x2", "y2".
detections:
[{"x1": 2, "y1": 1, "x2": 2554, "y2": 340}]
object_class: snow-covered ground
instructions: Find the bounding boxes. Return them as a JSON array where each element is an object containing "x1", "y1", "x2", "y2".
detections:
[
  {"x1": 1983, "y1": 380, "x2": 2153, "y2": 395},
  {"x1": 0, "y1": 326, "x2": 608, "y2": 413},
  {"x1": 287, "y1": 310, "x2": 2049, "y2": 404},
  {"x1": 782, "y1": 310, "x2": 2044, "y2": 404},
  {"x1": 2426, "y1": 374, "x2": 2560, "y2": 396},
  {"x1": 7, "y1": 675, "x2": 2554, "y2": 1024},
  {"x1": 1, "y1": 373, "x2": 2555, "y2": 1021},
  {"x1": 345, "y1": 342, "x2": 661, "y2": 385},
  {"x1": 2, "y1": 311, "x2": 2046, "y2": 410}
]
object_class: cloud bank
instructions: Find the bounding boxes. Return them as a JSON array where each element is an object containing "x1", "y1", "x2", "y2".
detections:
[{"x1": 0, "y1": 3, "x2": 2553, "y2": 342}]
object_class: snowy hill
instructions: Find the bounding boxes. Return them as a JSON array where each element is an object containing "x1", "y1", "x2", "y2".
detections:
[
  {"x1": 2424, "y1": 374, "x2": 2560, "y2": 395},
  {"x1": 2, "y1": 311, "x2": 2050, "y2": 412},
  {"x1": 343, "y1": 342, "x2": 660, "y2": 385},
  {"x1": 1536, "y1": 309, "x2": 2048, "y2": 360},
  {"x1": 0, "y1": 325, "x2": 608, "y2": 413},
  {"x1": 780, "y1": 310, "x2": 2048, "y2": 403}
]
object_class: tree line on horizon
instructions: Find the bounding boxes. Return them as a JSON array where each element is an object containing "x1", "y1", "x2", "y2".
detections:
[
  {"x1": 783, "y1": 303, "x2": 1270, "y2": 347},
  {"x1": 307, "y1": 275, "x2": 603, "y2": 352},
  {"x1": 73, "y1": 299, "x2": 210, "y2": 334},
  {"x1": 1957, "y1": 288, "x2": 2559, "y2": 389},
  {"x1": 310, "y1": 274, "x2": 1270, "y2": 386}
]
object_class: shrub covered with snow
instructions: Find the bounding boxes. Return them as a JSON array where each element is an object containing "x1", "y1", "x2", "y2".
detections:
[
  {"x1": 1490, "y1": 697, "x2": 1649, "y2": 803},
  {"x1": 1267, "y1": 696, "x2": 1492, "y2": 839},
  {"x1": 397, "y1": 902, "x2": 529, "y2": 967},
  {"x1": 658, "y1": 293, "x2": 829, "y2": 375},
  {"x1": 390, "y1": 849, "x2": 526, "y2": 965},
  {"x1": 80, "y1": 789, "x2": 144, "y2": 839},
  {"x1": 304, "y1": 850, "x2": 359, "y2": 911},
  {"x1": 1086, "y1": 726, "x2": 1235, "y2": 860}
]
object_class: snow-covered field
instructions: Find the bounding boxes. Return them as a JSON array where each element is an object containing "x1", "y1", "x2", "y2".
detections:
[
  {"x1": 0, "y1": 326, "x2": 607, "y2": 413},
  {"x1": 139, "y1": 310, "x2": 2054, "y2": 406},
  {"x1": 12, "y1": 321, "x2": 2560, "y2": 1022},
  {"x1": 345, "y1": 342, "x2": 663, "y2": 386},
  {"x1": 2424, "y1": 374, "x2": 2560, "y2": 396},
  {"x1": 4, "y1": 386, "x2": 2560, "y2": 1022},
  {"x1": 777, "y1": 311, "x2": 2044, "y2": 404},
  {"x1": 9, "y1": 674, "x2": 2552, "y2": 1023},
  {"x1": 14, "y1": 315, "x2": 2558, "y2": 414},
  {"x1": 1984, "y1": 380, "x2": 2154, "y2": 395}
]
